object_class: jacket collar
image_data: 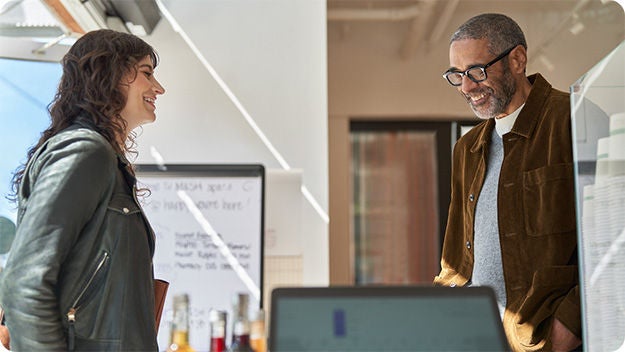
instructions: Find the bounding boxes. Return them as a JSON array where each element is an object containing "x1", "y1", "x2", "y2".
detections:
[
  {"x1": 69, "y1": 120, "x2": 136, "y2": 185},
  {"x1": 470, "y1": 73, "x2": 552, "y2": 153}
]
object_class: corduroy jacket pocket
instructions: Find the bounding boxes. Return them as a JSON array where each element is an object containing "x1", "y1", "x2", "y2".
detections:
[{"x1": 523, "y1": 163, "x2": 576, "y2": 236}]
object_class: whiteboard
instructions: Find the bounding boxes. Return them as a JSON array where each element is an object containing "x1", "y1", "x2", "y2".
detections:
[{"x1": 136, "y1": 164, "x2": 264, "y2": 351}]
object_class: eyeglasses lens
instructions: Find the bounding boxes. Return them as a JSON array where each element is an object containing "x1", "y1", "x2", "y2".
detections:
[
  {"x1": 446, "y1": 73, "x2": 463, "y2": 86},
  {"x1": 467, "y1": 67, "x2": 487, "y2": 82},
  {"x1": 446, "y1": 67, "x2": 487, "y2": 86}
]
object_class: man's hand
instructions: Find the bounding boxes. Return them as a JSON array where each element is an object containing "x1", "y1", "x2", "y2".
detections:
[{"x1": 551, "y1": 318, "x2": 581, "y2": 352}]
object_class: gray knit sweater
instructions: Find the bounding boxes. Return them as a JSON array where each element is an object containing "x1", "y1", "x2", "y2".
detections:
[{"x1": 471, "y1": 128, "x2": 507, "y2": 318}]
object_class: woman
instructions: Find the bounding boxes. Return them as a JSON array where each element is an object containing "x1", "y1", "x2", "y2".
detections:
[{"x1": 0, "y1": 29, "x2": 165, "y2": 351}]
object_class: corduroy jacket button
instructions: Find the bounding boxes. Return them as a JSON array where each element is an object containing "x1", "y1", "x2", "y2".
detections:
[
  {"x1": 469, "y1": 194, "x2": 475, "y2": 202},
  {"x1": 466, "y1": 241, "x2": 471, "y2": 249}
]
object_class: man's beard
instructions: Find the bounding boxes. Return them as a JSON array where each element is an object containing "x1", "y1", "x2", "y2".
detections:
[{"x1": 465, "y1": 70, "x2": 517, "y2": 120}]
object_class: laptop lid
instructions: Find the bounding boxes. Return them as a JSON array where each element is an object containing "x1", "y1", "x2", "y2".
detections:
[{"x1": 269, "y1": 286, "x2": 510, "y2": 352}]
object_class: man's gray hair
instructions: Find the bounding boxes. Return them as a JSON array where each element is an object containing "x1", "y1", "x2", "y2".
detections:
[{"x1": 451, "y1": 13, "x2": 527, "y2": 55}]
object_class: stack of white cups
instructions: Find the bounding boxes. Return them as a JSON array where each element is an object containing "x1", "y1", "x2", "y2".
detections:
[
  {"x1": 581, "y1": 184, "x2": 602, "y2": 351},
  {"x1": 591, "y1": 137, "x2": 611, "y2": 351},
  {"x1": 607, "y1": 112, "x2": 625, "y2": 350},
  {"x1": 582, "y1": 185, "x2": 595, "y2": 279},
  {"x1": 587, "y1": 112, "x2": 625, "y2": 351}
]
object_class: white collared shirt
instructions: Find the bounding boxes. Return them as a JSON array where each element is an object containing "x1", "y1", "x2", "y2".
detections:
[{"x1": 495, "y1": 104, "x2": 525, "y2": 137}]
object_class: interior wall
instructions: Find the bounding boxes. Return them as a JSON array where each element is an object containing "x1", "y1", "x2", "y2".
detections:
[{"x1": 136, "y1": 0, "x2": 329, "y2": 285}]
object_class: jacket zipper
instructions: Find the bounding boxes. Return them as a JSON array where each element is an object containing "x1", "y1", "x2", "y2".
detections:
[
  {"x1": 66, "y1": 251, "x2": 110, "y2": 351},
  {"x1": 67, "y1": 307, "x2": 76, "y2": 351}
]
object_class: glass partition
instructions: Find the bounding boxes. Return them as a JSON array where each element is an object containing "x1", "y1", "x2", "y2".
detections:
[{"x1": 571, "y1": 40, "x2": 625, "y2": 352}]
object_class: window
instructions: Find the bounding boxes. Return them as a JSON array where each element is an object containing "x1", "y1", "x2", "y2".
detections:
[{"x1": 0, "y1": 58, "x2": 61, "y2": 261}]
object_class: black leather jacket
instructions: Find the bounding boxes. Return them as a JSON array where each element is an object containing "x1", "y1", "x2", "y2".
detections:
[{"x1": 0, "y1": 124, "x2": 158, "y2": 351}]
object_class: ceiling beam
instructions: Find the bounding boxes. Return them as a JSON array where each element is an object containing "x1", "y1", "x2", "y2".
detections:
[
  {"x1": 399, "y1": 0, "x2": 437, "y2": 61},
  {"x1": 327, "y1": 4, "x2": 421, "y2": 22},
  {"x1": 41, "y1": 0, "x2": 85, "y2": 34},
  {"x1": 428, "y1": 0, "x2": 459, "y2": 44}
]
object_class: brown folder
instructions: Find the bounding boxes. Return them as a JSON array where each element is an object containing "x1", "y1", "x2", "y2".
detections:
[{"x1": 154, "y1": 279, "x2": 169, "y2": 333}]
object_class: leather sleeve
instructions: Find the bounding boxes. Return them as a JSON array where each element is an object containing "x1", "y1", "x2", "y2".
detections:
[{"x1": 0, "y1": 131, "x2": 116, "y2": 350}]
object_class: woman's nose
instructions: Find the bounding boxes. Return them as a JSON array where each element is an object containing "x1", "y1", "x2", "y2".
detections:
[{"x1": 153, "y1": 77, "x2": 165, "y2": 95}]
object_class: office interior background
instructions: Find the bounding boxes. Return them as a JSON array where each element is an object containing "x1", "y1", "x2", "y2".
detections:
[{"x1": 1, "y1": 0, "x2": 624, "y2": 336}]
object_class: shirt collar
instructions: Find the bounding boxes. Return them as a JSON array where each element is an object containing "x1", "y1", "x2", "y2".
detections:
[{"x1": 495, "y1": 104, "x2": 524, "y2": 137}]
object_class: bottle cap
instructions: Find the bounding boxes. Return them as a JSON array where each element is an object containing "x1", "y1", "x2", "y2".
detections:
[
  {"x1": 209, "y1": 309, "x2": 227, "y2": 322},
  {"x1": 253, "y1": 309, "x2": 265, "y2": 322},
  {"x1": 232, "y1": 292, "x2": 249, "y2": 320},
  {"x1": 173, "y1": 293, "x2": 190, "y2": 305}
]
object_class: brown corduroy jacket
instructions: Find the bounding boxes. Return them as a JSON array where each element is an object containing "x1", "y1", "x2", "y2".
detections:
[{"x1": 434, "y1": 73, "x2": 581, "y2": 352}]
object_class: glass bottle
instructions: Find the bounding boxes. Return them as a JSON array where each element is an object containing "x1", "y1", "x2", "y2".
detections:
[
  {"x1": 209, "y1": 309, "x2": 227, "y2": 352},
  {"x1": 167, "y1": 294, "x2": 196, "y2": 352},
  {"x1": 227, "y1": 293, "x2": 254, "y2": 352},
  {"x1": 250, "y1": 309, "x2": 266, "y2": 352}
]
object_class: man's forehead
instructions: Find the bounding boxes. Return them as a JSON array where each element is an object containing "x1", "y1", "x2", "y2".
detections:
[{"x1": 449, "y1": 39, "x2": 490, "y2": 68}]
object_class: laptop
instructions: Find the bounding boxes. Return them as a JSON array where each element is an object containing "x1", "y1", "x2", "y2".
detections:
[{"x1": 269, "y1": 285, "x2": 510, "y2": 352}]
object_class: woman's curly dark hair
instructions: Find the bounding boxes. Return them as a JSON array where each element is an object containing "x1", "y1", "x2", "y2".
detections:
[{"x1": 10, "y1": 29, "x2": 159, "y2": 199}]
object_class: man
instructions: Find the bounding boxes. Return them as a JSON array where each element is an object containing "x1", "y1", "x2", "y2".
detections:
[{"x1": 434, "y1": 14, "x2": 582, "y2": 351}]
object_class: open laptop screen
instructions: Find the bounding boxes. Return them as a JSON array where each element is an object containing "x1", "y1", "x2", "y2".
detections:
[{"x1": 269, "y1": 286, "x2": 509, "y2": 352}]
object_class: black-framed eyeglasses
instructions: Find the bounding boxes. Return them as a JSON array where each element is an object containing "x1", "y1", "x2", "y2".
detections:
[{"x1": 442, "y1": 45, "x2": 518, "y2": 87}]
